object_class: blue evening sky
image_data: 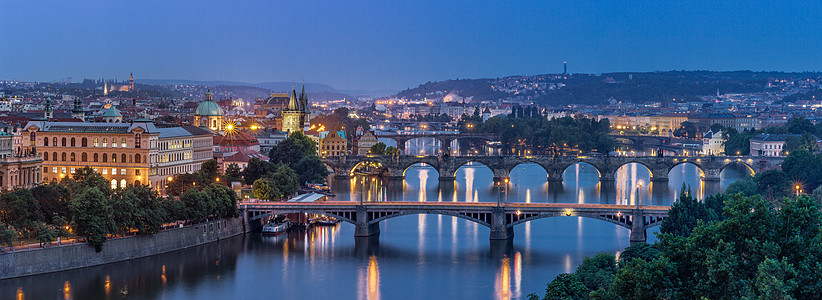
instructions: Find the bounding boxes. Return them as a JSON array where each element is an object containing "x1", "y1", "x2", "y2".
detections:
[{"x1": 2, "y1": 0, "x2": 821, "y2": 90}]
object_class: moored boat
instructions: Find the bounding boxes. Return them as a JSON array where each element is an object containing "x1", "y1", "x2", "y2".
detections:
[{"x1": 262, "y1": 216, "x2": 291, "y2": 235}]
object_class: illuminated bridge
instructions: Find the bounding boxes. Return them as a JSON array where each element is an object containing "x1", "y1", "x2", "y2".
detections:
[
  {"x1": 321, "y1": 155, "x2": 784, "y2": 183},
  {"x1": 240, "y1": 201, "x2": 670, "y2": 245}
]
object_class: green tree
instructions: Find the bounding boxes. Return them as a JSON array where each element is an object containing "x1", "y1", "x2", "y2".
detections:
[
  {"x1": 198, "y1": 159, "x2": 220, "y2": 183},
  {"x1": 31, "y1": 183, "x2": 72, "y2": 225},
  {"x1": 538, "y1": 273, "x2": 589, "y2": 300},
  {"x1": 269, "y1": 131, "x2": 317, "y2": 166},
  {"x1": 224, "y1": 163, "x2": 242, "y2": 183},
  {"x1": 293, "y1": 156, "x2": 329, "y2": 184},
  {"x1": 241, "y1": 157, "x2": 275, "y2": 185},
  {"x1": 612, "y1": 257, "x2": 675, "y2": 300},
  {"x1": 575, "y1": 252, "x2": 617, "y2": 292},
  {"x1": 370, "y1": 142, "x2": 387, "y2": 155},
  {"x1": 724, "y1": 176, "x2": 756, "y2": 196},
  {"x1": 207, "y1": 183, "x2": 239, "y2": 218},
  {"x1": 0, "y1": 189, "x2": 41, "y2": 234},
  {"x1": 784, "y1": 133, "x2": 820, "y2": 154},
  {"x1": 673, "y1": 121, "x2": 697, "y2": 139},
  {"x1": 660, "y1": 187, "x2": 717, "y2": 237},
  {"x1": 0, "y1": 222, "x2": 17, "y2": 247},
  {"x1": 384, "y1": 146, "x2": 398, "y2": 156},
  {"x1": 70, "y1": 187, "x2": 114, "y2": 252},
  {"x1": 754, "y1": 169, "x2": 792, "y2": 199},
  {"x1": 32, "y1": 221, "x2": 58, "y2": 246},
  {"x1": 618, "y1": 243, "x2": 661, "y2": 268},
  {"x1": 180, "y1": 188, "x2": 214, "y2": 222},
  {"x1": 252, "y1": 179, "x2": 275, "y2": 201},
  {"x1": 787, "y1": 117, "x2": 816, "y2": 135},
  {"x1": 268, "y1": 164, "x2": 300, "y2": 197}
]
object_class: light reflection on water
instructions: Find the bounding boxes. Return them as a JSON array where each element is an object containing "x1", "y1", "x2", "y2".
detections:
[{"x1": 2, "y1": 159, "x2": 747, "y2": 300}]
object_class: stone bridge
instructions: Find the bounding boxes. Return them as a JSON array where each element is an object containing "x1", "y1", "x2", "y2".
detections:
[
  {"x1": 375, "y1": 132, "x2": 499, "y2": 153},
  {"x1": 322, "y1": 155, "x2": 784, "y2": 183},
  {"x1": 240, "y1": 201, "x2": 670, "y2": 245}
]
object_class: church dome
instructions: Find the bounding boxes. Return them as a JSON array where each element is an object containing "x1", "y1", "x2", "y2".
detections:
[
  {"x1": 101, "y1": 104, "x2": 122, "y2": 117},
  {"x1": 195, "y1": 100, "x2": 222, "y2": 116}
]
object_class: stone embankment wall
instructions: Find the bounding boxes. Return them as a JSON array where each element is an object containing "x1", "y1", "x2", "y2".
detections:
[{"x1": 0, "y1": 217, "x2": 247, "y2": 280}]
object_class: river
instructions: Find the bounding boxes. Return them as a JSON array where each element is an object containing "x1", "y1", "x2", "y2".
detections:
[{"x1": 1, "y1": 161, "x2": 746, "y2": 300}]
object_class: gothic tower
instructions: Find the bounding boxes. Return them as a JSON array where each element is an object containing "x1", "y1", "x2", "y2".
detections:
[
  {"x1": 44, "y1": 97, "x2": 53, "y2": 119},
  {"x1": 72, "y1": 96, "x2": 84, "y2": 121},
  {"x1": 129, "y1": 73, "x2": 134, "y2": 91},
  {"x1": 282, "y1": 90, "x2": 302, "y2": 134}
]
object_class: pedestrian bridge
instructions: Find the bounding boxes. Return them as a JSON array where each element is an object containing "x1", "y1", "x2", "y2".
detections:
[
  {"x1": 240, "y1": 201, "x2": 670, "y2": 245},
  {"x1": 321, "y1": 155, "x2": 783, "y2": 183}
]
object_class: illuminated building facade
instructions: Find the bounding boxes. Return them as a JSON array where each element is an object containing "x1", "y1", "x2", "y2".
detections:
[
  {"x1": 282, "y1": 86, "x2": 310, "y2": 135},
  {"x1": 151, "y1": 126, "x2": 214, "y2": 192},
  {"x1": 24, "y1": 120, "x2": 158, "y2": 189},
  {"x1": 193, "y1": 90, "x2": 223, "y2": 131},
  {"x1": 0, "y1": 131, "x2": 42, "y2": 190},
  {"x1": 319, "y1": 130, "x2": 347, "y2": 157}
]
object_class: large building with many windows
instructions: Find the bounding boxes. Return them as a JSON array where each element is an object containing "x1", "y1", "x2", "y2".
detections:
[
  {"x1": 24, "y1": 120, "x2": 215, "y2": 192},
  {"x1": 0, "y1": 131, "x2": 42, "y2": 190},
  {"x1": 24, "y1": 119, "x2": 158, "y2": 189}
]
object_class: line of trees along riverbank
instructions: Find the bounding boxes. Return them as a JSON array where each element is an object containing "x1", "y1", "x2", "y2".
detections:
[
  {"x1": 0, "y1": 163, "x2": 239, "y2": 252},
  {"x1": 528, "y1": 186, "x2": 822, "y2": 299}
]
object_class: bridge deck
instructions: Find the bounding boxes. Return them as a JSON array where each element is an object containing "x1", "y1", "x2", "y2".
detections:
[{"x1": 240, "y1": 201, "x2": 670, "y2": 213}]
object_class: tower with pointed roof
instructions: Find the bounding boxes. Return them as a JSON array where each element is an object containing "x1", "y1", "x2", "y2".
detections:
[
  {"x1": 282, "y1": 89, "x2": 302, "y2": 134},
  {"x1": 44, "y1": 97, "x2": 53, "y2": 119},
  {"x1": 129, "y1": 73, "x2": 134, "y2": 91},
  {"x1": 72, "y1": 96, "x2": 84, "y2": 121}
]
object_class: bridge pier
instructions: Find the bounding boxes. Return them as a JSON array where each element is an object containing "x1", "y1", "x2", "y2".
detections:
[
  {"x1": 355, "y1": 205, "x2": 381, "y2": 237},
  {"x1": 702, "y1": 168, "x2": 721, "y2": 182},
  {"x1": 490, "y1": 207, "x2": 514, "y2": 240},
  {"x1": 599, "y1": 171, "x2": 616, "y2": 182},
  {"x1": 629, "y1": 209, "x2": 646, "y2": 245}
]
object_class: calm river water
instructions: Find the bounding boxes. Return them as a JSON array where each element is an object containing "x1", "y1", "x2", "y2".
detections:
[{"x1": 2, "y1": 161, "x2": 745, "y2": 300}]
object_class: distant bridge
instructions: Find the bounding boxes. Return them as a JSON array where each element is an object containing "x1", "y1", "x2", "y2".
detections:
[
  {"x1": 321, "y1": 155, "x2": 784, "y2": 183},
  {"x1": 241, "y1": 201, "x2": 669, "y2": 244},
  {"x1": 374, "y1": 132, "x2": 500, "y2": 153}
]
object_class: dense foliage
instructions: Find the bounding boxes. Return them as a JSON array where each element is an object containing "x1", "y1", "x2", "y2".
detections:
[
  {"x1": 0, "y1": 164, "x2": 239, "y2": 252},
  {"x1": 462, "y1": 113, "x2": 614, "y2": 155},
  {"x1": 529, "y1": 189, "x2": 822, "y2": 299},
  {"x1": 309, "y1": 107, "x2": 369, "y2": 146}
]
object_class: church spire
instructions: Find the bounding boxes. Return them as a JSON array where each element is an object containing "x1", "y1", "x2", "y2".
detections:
[
  {"x1": 44, "y1": 97, "x2": 53, "y2": 119},
  {"x1": 287, "y1": 89, "x2": 299, "y2": 111}
]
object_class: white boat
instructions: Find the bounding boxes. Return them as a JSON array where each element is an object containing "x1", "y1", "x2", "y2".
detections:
[{"x1": 262, "y1": 217, "x2": 291, "y2": 235}]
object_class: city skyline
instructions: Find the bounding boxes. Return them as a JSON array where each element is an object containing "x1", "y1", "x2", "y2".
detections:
[{"x1": 3, "y1": 1, "x2": 822, "y2": 91}]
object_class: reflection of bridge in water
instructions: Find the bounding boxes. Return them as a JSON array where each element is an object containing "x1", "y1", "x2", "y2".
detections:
[
  {"x1": 241, "y1": 201, "x2": 670, "y2": 245},
  {"x1": 375, "y1": 132, "x2": 499, "y2": 153},
  {"x1": 322, "y1": 155, "x2": 783, "y2": 183}
]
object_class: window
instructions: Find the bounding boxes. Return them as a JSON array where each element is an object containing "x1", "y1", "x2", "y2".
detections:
[
  {"x1": 81, "y1": 153, "x2": 87, "y2": 162},
  {"x1": 103, "y1": 154, "x2": 107, "y2": 162},
  {"x1": 70, "y1": 138, "x2": 75, "y2": 147},
  {"x1": 52, "y1": 137, "x2": 57, "y2": 147},
  {"x1": 135, "y1": 134, "x2": 141, "y2": 148},
  {"x1": 81, "y1": 138, "x2": 87, "y2": 147},
  {"x1": 103, "y1": 169, "x2": 108, "y2": 175},
  {"x1": 112, "y1": 154, "x2": 116, "y2": 163},
  {"x1": 136, "y1": 169, "x2": 141, "y2": 175},
  {"x1": 112, "y1": 137, "x2": 117, "y2": 147},
  {"x1": 52, "y1": 152, "x2": 56, "y2": 161},
  {"x1": 93, "y1": 153, "x2": 98, "y2": 162},
  {"x1": 52, "y1": 167, "x2": 57, "y2": 174},
  {"x1": 121, "y1": 154, "x2": 126, "y2": 163},
  {"x1": 43, "y1": 167, "x2": 48, "y2": 174},
  {"x1": 120, "y1": 169, "x2": 126, "y2": 175},
  {"x1": 43, "y1": 152, "x2": 48, "y2": 161},
  {"x1": 111, "y1": 168, "x2": 116, "y2": 175},
  {"x1": 103, "y1": 138, "x2": 107, "y2": 148},
  {"x1": 61, "y1": 152, "x2": 66, "y2": 161},
  {"x1": 110, "y1": 179, "x2": 117, "y2": 190},
  {"x1": 70, "y1": 167, "x2": 75, "y2": 174},
  {"x1": 70, "y1": 153, "x2": 75, "y2": 162},
  {"x1": 94, "y1": 138, "x2": 98, "y2": 147},
  {"x1": 119, "y1": 179, "x2": 126, "y2": 189},
  {"x1": 134, "y1": 180, "x2": 140, "y2": 186},
  {"x1": 121, "y1": 138, "x2": 126, "y2": 147},
  {"x1": 43, "y1": 137, "x2": 48, "y2": 146},
  {"x1": 61, "y1": 138, "x2": 66, "y2": 147},
  {"x1": 135, "y1": 154, "x2": 141, "y2": 163},
  {"x1": 61, "y1": 167, "x2": 66, "y2": 174}
]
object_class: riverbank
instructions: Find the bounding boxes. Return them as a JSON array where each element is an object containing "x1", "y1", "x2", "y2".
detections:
[{"x1": 0, "y1": 217, "x2": 248, "y2": 280}]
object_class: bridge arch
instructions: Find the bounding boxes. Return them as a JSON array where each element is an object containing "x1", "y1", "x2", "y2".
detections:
[
  {"x1": 349, "y1": 160, "x2": 389, "y2": 177},
  {"x1": 507, "y1": 212, "x2": 632, "y2": 229},
  {"x1": 560, "y1": 162, "x2": 604, "y2": 181},
  {"x1": 452, "y1": 160, "x2": 496, "y2": 178},
  {"x1": 615, "y1": 160, "x2": 656, "y2": 178},
  {"x1": 720, "y1": 160, "x2": 756, "y2": 177},
  {"x1": 401, "y1": 161, "x2": 441, "y2": 178},
  {"x1": 367, "y1": 210, "x2": 491, "y2": 227},
  {"x1": 667, "y1": 161, "x2": 706, "y2": 178},
  {"x1": 508, "y1": 162, "x2": 550, "y2": 183}
]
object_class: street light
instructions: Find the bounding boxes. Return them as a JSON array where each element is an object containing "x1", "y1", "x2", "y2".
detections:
[
  {"x1": 796, "y1": 184, "x2": 801, "y2": 197},
  {"x1": 636, "y1": 181, "x2": 644, "y2": 208}
]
